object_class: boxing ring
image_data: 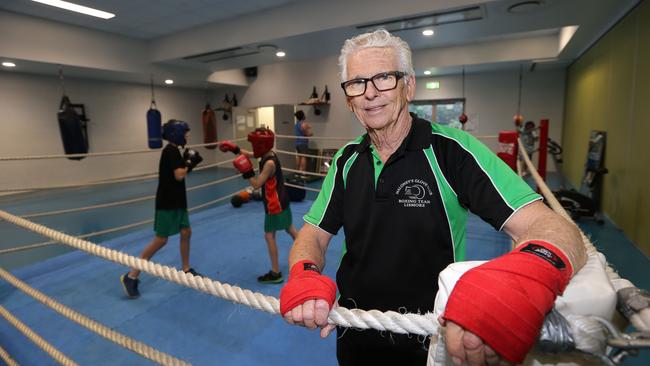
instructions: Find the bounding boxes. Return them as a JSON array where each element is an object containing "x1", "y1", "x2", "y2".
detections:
[{"x1": 0, "y1": 132, "x2": 648, "y2": 365}]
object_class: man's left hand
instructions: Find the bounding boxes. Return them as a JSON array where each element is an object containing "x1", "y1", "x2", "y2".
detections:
[{"x1": 443, "y1": 320, "x2": 513, "y2": 366}]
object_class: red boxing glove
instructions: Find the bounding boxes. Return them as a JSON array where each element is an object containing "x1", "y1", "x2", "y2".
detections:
[
  {"x1": 219, "y1": 140, "x2": 240, "y2": 154},
  {"x1": 233, "y1": 154, "x2": 255, "y2": 179},
  {"x1": 280, "y1": 260, "x2": 337, "y2": 315},
  {"x1": 442, "y1": 240, "x2": 572, "y2": 364}
]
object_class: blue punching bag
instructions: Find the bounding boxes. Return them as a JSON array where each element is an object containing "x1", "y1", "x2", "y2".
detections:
[
  {"x1": 57, "y1": 95, "x2": 89, "y2": 160},
  {"x1": 147, "y1": 101, "x2": 162, "y2": 149}
]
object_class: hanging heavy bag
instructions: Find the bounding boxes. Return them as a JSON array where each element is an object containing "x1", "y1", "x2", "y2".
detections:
[
  {"x1": 57, "y1": 95, "x2": 89, "y2": 160},
  {"x1": 147, "y1": 101, "x2": 163, "y2": 149},
  {"x1": 202, "y1": 104, "x2": 217, "y2": 149}
]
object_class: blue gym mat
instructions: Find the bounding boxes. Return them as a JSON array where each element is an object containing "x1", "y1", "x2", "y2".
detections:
[{"x1": 0, "y1": 196, "x2": 510, "y2": 365}]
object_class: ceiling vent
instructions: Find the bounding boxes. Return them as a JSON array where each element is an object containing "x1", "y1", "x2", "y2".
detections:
[{"x1": 357, "y1": 5, "x2": 484, "y2": 33}]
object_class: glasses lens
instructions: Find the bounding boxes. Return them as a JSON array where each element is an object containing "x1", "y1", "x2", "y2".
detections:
[
  {"x1": 372, "y1": 73, "x2": 397, "y2": 91},
  {"x1": 344, "y1": 80, "x2": 366, "y2": 97}
]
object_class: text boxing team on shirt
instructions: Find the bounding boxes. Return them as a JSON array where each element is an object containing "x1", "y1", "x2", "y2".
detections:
[{"x1": 122, "y1": 29, "x2": 587, "y2": 366}]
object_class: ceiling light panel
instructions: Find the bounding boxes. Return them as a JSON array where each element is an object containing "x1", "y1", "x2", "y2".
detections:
[
  {"x1": 357, "y1": 5, "x2": 483, "y2": 33},
  {"x1": 31, "y1": 0, "x2": 115, "y2": 19}
]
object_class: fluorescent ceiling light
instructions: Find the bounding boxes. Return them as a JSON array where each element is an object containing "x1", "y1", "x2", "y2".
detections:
[
  {"x1": 32, "y1": 0, "x2": 115, "y2": 19},
  {"x1": 424, "y1": 70, "x2": 432, "y2": 75},
  {"x1": 2, "y1": 62, "x2": 16, "y2": 68},
  {"x1": 422, "y1": 29, "x2": 434, "y2": 36},
  {"x1": 164, "y1": 79, "x2": 174, "y2": 85},
  {"x1": 276, "y1": 51, "x2": 286, "y2": 57}
]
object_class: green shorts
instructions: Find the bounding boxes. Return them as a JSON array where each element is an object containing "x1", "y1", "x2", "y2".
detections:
[
  {"x1": 154, "y1": 209, "x2": 190, "y2": 237},
  {"x1": 264, "y1": 207, "x2": 292, "y2": 233}
]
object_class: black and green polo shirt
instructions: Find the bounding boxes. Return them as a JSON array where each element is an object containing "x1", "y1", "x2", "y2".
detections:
[{"x1": 304, "y1": 115, "x2": 541, "y2": 316}]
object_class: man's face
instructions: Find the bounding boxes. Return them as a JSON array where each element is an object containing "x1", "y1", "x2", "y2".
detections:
[{"x1": 345, "y1": 47, "x2": 415, "y2": 131}]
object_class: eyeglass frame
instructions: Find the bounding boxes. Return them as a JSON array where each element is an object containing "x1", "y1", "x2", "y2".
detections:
[{"x1": 340, "y1": 71, "x2": 407, "y2": 97}]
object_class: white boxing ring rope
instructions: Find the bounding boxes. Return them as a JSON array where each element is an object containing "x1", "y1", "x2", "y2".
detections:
[
  {"x1": 517, "y1": 139, "x2": 650, "y2": 334},
  {"x1": 0, "y1": 305, "x2": 78, "y2": 366},
  {"x1": 0, "y1": 344, "x2": 19, "y2": 366},
  {"x1": 0, "y1": 138, "x2": 248, "y2": 162},
  {"x1": 2, "y1": 134, "x2": 646, "y2": 364},
  {"x1": 0, "y1": 181, "x2": 245, "y2": 255},
  {"x1": 0, "y1": 268, "x2": 190, "y2": 366}
]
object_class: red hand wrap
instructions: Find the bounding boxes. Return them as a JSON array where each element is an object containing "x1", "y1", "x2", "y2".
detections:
[
  {"x1": 279, "y1": 260, "x2": 337, "y2": 315},
  {"x1": 442, "y1": 240, "x2": 572, "y2": 364}
]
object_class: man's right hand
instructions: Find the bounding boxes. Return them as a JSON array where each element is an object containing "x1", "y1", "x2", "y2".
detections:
[
  {"x1": 219, "y1": 140, "x2": 240, "y2": 154},
  {"x1": 280, "y1": 260, "x2": 336, "y2": 334}
]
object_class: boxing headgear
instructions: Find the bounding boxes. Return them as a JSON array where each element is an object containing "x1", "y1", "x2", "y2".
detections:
[
  {"x1": 162, "y1": 119, "x2": 190, "y2": 146},
  {"x1": 247, "y1": 127, "x2": 275, "y2": 158}
]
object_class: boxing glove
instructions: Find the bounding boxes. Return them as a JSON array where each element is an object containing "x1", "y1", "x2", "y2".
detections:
[
  {"x1": 219, "y1": 141, "x2": 240, "y2": 155},
  {"x1": 233, "y1": 154, "x2": 255, "y2": 179},
  {"x1": 183, "y1": 148, "x2": 203, "y2": 172},
  {"x1": 280, "y1": 260, "x2": 337, "y2": 315}
]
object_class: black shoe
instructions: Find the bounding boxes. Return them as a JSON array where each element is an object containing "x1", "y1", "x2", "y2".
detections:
[
  {"x1": 257, "y1": 270, "x2": 283, "y2": 284},
  {"x1": 184, "y1": 268, "x2": 204, "y2": 278},
  {"x1": 120, "y1": 273, "x2": 140, "y2": 299}
]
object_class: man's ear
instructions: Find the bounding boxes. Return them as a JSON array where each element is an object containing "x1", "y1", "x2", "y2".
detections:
[
  {"x1": 346, "y1": 98, "x2": 354, "y2": 112},
  {"x1": 405, "y1": 75, "x2": 416, "y2": 102}
]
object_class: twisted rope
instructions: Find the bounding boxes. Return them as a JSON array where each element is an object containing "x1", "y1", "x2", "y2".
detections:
[
  {"x1": 0, "y1": 305, "x2": 78, "y2": 366},
  {"x1": 517, "y1": 139, "x2": 650, "y2": 332},
  {"x1": 274, "y1": 149, "x2": 332, "y2": 160},
  {"x1": 0, "y1": 345, "x2": 19, "y2": 366},
  {"x1": 0, "y1": 158, "x2": 236, "y2": 193},
  {"x1": 0, "y1": 268, "x2": 189, "y2": 365},
  {"x1": 0, "y1": 139, "x2": 247, "y2": 161},
  {"x1": 19, "y1": 171, "x2": 240, "y2": 219},
  {"x1": 0, "y1": 209, "x2": 437, "y2": 336},
  {"x1": 0, "y1": 185, "x2": 243, "y2": 255}
]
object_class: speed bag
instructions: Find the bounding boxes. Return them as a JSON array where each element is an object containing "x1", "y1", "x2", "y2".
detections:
[
  {"x1": 57, "y1": 96, "x2": 88, "y2": 160},
  {"x1": 146, "y1": 107, "x2": 163, "y2": 149},
  {"x1": 202, "y1": 107, "x2": 217, "y2": 149}
]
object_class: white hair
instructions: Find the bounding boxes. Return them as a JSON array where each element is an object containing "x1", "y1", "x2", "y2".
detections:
[{"x1": 338, "y1": 29, "x2": 414, "y2": 82}]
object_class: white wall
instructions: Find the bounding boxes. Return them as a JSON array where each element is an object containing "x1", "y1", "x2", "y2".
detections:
[
  {"x1": 1, "y1": 59, "x2": 565, "y2": 190},
  {"x1": 415, "y1": 68, "x2": 566, "y2": 152},
  {"x1": 0, "y1": 72, "x2": 231, "y2": 190}
]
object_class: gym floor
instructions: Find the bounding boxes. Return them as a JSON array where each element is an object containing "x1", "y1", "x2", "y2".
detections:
[{"x1": 0, "y1": 168, "x2": 648, "y2": 365}]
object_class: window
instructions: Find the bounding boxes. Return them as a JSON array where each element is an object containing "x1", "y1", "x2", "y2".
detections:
[{"x1": 409, "y1": 99, "x2": 465, "y2": 129}]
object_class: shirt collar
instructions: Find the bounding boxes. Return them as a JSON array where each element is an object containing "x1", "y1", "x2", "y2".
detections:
[{"x1": 354, "y1": 113, "x2": 430, "y2": 153}]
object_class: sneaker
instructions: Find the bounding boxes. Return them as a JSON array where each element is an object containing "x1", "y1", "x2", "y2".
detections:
[
  {"x1": 184, "y1": 268, "x2": 204, "y2": 278},
  {"x1": 120, "y1": 273, "x2": 140, "y2": 299},
  {"x1": 257, "y1": 270, "x2": 283, "y2": 284}
]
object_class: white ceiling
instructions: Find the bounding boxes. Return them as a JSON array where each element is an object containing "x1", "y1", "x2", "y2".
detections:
[{"x1": 0, "y1": 0, "x2": 641, "y2": 87}]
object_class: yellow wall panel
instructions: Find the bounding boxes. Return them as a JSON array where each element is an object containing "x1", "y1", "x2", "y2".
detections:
[{"x1": 563, "y1": 1, "x2": 650, "y2": 255}]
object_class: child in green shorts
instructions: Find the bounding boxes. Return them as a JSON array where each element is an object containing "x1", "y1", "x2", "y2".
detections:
[
  {"x1": 120, "y1": 120, "x2": 203, "y2": 298},
  {"x1": 219, "y1": 127, "x2": 298, "y2": 284}
]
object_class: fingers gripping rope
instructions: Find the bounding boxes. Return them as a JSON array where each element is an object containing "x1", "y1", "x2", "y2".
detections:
[{"x1": 0, "y1": 209, "x2": 438, "y2": 337}]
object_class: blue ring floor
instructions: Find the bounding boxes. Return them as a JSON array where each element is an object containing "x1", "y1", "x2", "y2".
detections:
[{"x1": 0, "y1": 169, "x2": 648, "y2": 365}]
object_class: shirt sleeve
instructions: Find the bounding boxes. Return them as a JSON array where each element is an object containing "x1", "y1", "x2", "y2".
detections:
[
  {"x1": 303, "y1": 147, "x2": 348, "y2": 235},
  {"x1": 433, "y1": 129, "x2": 541, "y2": 230}
]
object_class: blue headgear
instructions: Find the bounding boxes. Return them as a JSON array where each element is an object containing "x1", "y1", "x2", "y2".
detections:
[{"x1": 162, "y1": 119, "x2": 190, "y2": 146}]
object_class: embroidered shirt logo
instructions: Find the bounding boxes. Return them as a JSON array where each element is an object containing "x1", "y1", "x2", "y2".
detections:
[{"x1": 395, "y1": 179, "x2": 433, "y2": 208}]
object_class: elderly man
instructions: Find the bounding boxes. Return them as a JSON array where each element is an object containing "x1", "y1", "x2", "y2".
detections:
[{"x1": 279, "y1": 29, "x2": 586, "y2": 366}]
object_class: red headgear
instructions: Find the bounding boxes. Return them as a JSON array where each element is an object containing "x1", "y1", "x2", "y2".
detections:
[{"x1": 248, "y1": 127, "x2": 275, "y2": 157}]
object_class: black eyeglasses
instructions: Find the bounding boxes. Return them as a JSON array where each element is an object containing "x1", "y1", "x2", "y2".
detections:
[{"x1": 340, "y1": 71, "x2": 406, "y2": 97}]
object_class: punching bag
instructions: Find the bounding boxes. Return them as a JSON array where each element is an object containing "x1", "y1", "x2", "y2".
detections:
[
  {"x1": 202, "y1": 104, "x2": 217, "y2": 149},
  {"x1": 147, "y1": 101, "x2": 163, "y2": 149},
  {"x1": 57, "y1": 95, "x2": 89, "y2": 160}
]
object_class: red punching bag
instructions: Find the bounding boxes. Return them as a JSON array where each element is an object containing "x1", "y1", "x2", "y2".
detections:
[{"x1": 202, "y1": 104, "x2": 217, "y2": 149}]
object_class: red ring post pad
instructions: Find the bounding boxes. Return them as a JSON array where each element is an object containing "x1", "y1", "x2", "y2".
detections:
[
  {"x1": 442, "y1": 240, "x2": 572, "y2": 364},
  {"x1": 280, "y1": 260, "x2": 337, "y2": 315}
]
